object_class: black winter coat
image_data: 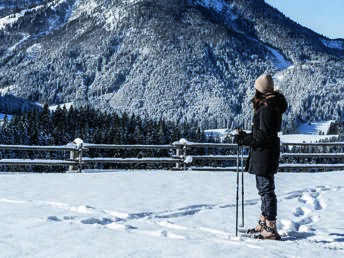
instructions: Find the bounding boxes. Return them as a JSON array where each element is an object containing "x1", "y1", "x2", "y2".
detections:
[{"x1": 242, "y1": 93, "x2": 287, "y2": 176}]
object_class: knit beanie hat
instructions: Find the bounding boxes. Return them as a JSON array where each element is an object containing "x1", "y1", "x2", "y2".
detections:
[{"x1": 255, "y1": 74, "x2": 274, "y2": 94}]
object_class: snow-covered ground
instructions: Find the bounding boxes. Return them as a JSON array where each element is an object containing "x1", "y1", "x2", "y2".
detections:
[
  {"x1": 205, "y1": 125, "x2": 338, "y2": 143},
  {"x1": 279, "y1": 134, "x2": 338, "y2": 144},
  {"x1": 48, "y1": 102, "x2": 74, "y2": 110},
  {"x1": 0, "y1": 12, "x2": 21, "y2": 29},
  {"x1": 321, "y1": 38, "x2": 344, "y2": 50},
  {"x1": 0, "y1": 170, "x2": 343, "y2": 257},
  {"x1": 297, "y1": 120, "x2": 334, "y2": 135},
  {"x1": 266, "y1": 45, "x2": 292, "y2": 70},
  {"x1": 0, "y1": 113, "x2": 13, "y2": 121}
]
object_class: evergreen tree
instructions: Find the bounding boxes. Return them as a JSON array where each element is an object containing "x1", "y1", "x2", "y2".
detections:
[
  {"x1": 52, "y1": 105, "x2": 68, "y2": 144},
  {"x1": 38, "y1": 104, "x2": 53, "y2": 145},
  {"x1": 27, "y1": 108, "x2": 40, "y2": 145}
]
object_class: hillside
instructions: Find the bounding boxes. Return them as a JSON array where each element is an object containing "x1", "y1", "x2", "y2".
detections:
[{"x1": 1, "y1": 0, "x2": 344, "y2": 130}]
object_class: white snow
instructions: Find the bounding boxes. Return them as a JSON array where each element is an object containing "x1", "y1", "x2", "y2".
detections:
[
  {"x1": 70, "y1": 0, "x2": 97, "y2": 21},
  {"x1": 184, "y1": 156, "x2": 193, "y2": 164},
  {"x1": 196, "y1": 0, "x2": 238, "y2": 21},
  {"x1": 0, "y1": 84, "x2": 16, "y2": 95},
  {"x1": 178, "y1": 138, "x2": 193, "y2": 145},
  {"x1": 26, "y1": 43, "x2": 42, "y2": 59},
  {"x1": 0, "y1": 12, "x2": 21, "y2": 30},
  {"x1": 8, "y1": 32, "x2": 30, "y2": 52},
  {"x1": 321, "y1": 38, "x2": 344, "y2": 50},
  {"x1": 0, "y1": 2, "x2": 48, "y2": 30},
  {"x1": 128, "y1": 0, "x2": 141, "y2": 4},
  {"x1": 279, "y1": 134, "x2": 337, "y2": 144},
  {"x1": 49, "y1": 102, "x2": 74, "y2": 110},
  {"x1": 204, "y1": 128, "x2": 235, "y2": 142},
  {"x1": 0, "y1": 113, "x2": 13, "y2": 121},
  {"x1": 204, "y1": 128, "x2": 338, "y2": 143},
  {"x1": 297, "y1": 120, "x2": 335, "y2": 135},
  {"x1": 198, "y1": 0, "x2": 225, "y2": 13},
  {"x1": 0, "y1": 170, "x2": 343, "y2": 257},
  {"x1": 266, "y1": 45, "x2": 292, "y2": 70},
  {"x1": 73, "y1": 138, "x2": 84, "y2": 149},
  {"x1": 50, "y1": 0, "x2": 69, "y2": 11}
]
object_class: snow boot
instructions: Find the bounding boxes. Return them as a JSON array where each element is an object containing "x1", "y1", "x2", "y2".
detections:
[
  {"x1": 256, "y1": 220, "x2": 281, "y2": 240},
  {"x1": 246, "y1": 215, "x2": 266, "y2": 234}
]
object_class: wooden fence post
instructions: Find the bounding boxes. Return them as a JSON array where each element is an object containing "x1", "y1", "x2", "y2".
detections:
[
  {"x1": 183, "y1": 146, "x2": 187, "y2": 171},
  {"x1": 69, "y1": 148, "x2": 78, "y2": 172},
  {"x1": 78, "y1": 143, "x2": 83, "y2": 173},
  {"x1": 68, "y1": 138, "x2": 84, "y2": 172},
  {"x1": 175, "y1": 146, "x2": 183, "y2": 170},
  {"x1": 74, "y1": 138, "x2": 84, "y2": 173}
]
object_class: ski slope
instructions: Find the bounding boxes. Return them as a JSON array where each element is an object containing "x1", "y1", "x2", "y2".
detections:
[{"x1": 0, "y1": 170, "x2": 343, "y2": 257}]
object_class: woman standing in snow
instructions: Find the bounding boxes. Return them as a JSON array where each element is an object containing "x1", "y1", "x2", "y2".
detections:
[{"x1": 234, "y1": 74, "x2": 287, "y2": 240}]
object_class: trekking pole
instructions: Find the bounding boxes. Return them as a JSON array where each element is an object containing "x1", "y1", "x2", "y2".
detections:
[
  {"x1": 235, "y1": 144, "x2": 240, "y2": 237},
  {"x1": 241, "y1": 145, "x2": 244, "y2": 228}
]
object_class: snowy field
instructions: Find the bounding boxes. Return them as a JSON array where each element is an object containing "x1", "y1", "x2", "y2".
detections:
[
  {"x1": 205, "y1": 125, "x2": 338, "y2": 143},
  {"x1": 0, "y1": 113, "x2": 12, "y2": 122},
  {"x1": 297, "y1": 120, "x2": 335, "y2": 135},
  {"x1": 0, "y1": 170, "x2": 343, "y2": 258}
]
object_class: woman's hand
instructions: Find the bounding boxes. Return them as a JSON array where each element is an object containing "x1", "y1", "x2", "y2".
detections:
[{"x1": 233, "y1": 129, "x2": 247, "y2": 145}]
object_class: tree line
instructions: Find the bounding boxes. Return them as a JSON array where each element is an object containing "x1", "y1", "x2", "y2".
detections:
[{"x1": 0, "y1": 104, "x2": 235, "y2": 172}]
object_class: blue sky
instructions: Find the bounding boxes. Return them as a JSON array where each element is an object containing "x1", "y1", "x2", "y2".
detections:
[{"x1": 265, "y1": 0, "x2": 344, "y2": 39}]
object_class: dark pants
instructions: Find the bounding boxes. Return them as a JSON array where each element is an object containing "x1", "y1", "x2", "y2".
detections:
[{"x1": 256, "y1": 174, "x2": 277, "y2": 221}]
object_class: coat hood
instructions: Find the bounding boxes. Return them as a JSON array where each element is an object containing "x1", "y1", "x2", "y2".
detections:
[{"x1": 265, "y1": 91, "x2": 288, "y2": 114}]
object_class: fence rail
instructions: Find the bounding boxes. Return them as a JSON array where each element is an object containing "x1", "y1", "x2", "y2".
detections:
[
  {"x1": 0, "y1": 145, "x2": 76, "y2": 151},
  {"x1": 83, "y1": 144, "x2": 174, "y2": 150},
  {"x1": 0, "y1": 139, "x2": 343, "y2": 172}
]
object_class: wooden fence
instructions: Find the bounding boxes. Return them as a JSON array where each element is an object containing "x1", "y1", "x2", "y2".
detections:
[{"x1": 0, "y1": 139, "x2": 344, "y2": 172}]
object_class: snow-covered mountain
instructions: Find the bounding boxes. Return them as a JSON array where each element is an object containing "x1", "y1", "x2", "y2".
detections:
[{"x1": 1, "y1": 0, "x2": 344, "y2": 130}]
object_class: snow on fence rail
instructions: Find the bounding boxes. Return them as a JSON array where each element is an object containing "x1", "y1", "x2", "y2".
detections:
[{"x1": 0, "y1": 139, "x2": 344, "y2": 172}]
